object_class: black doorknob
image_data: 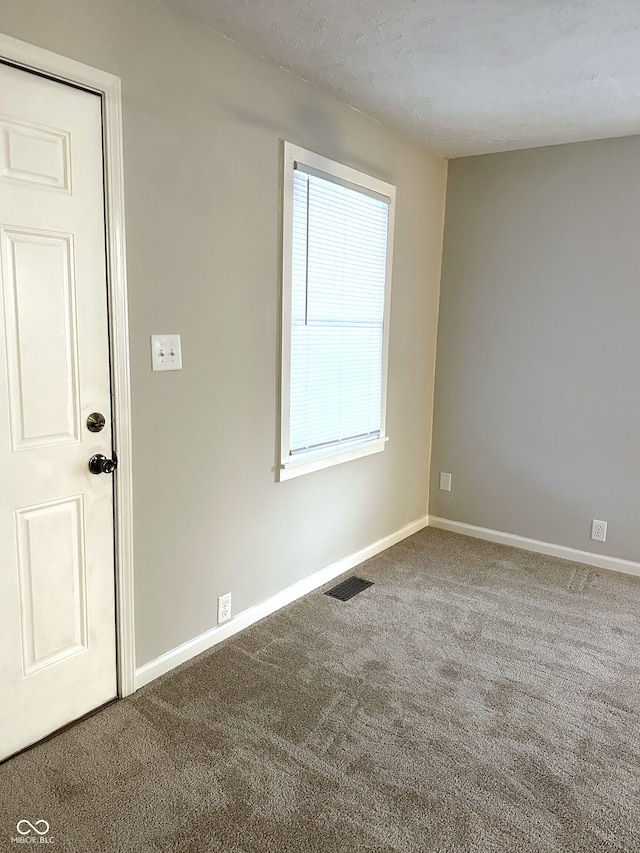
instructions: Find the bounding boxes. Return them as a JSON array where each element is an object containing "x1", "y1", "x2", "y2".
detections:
[{"x1": 88, "y1": 453, "x2": 118, "y2": 475}]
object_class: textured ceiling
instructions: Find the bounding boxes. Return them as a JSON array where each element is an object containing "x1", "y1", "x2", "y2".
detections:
[{"x1": 159, "y1": 0, "x2": 640, "y2": 157}]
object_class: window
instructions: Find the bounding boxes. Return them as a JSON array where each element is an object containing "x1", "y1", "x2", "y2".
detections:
[{"x1": 279, "y1": 142, "x2": 396, "y2": 480}]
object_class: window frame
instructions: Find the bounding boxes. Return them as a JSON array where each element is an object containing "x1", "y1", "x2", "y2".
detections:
[{"x1": 279, "y1": 142, "x2": 396, "y2": 481}]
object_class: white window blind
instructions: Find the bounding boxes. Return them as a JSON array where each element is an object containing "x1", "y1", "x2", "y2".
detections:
[{"x1": 288, "y1": 164, "x2": 391, "y2": 457}]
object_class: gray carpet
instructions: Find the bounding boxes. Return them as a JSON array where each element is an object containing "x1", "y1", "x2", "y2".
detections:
[{"x1": 2, "y1": 528, "x2": 640, "y2": 852}]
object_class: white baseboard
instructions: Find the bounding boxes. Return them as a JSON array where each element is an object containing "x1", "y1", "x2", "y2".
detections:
[
  {"x1": 428, "y1": 516, "x2": 640, "y2": 578},
  {"x1": 135, "y1": 513, "x2": 430, "y2": 689}
]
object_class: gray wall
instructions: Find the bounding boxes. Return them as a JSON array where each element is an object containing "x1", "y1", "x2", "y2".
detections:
[
  {"x1": 0, "y1": 0, "x2": 447, "y2": 665},
  {"x1": 431, "y1": 137, "x2": 640, "y2": 562}
]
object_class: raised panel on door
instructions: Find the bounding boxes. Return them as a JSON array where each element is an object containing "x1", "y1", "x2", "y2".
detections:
[
  {"x1": 1, "y1": 226, "x2": 80, "y2": 450},
  {"x1": 0, "y1": 115, "x2": 71, "y2": 192},
  {"x1": 16, "y1": 496, "x2": 88, "y2": 675}
]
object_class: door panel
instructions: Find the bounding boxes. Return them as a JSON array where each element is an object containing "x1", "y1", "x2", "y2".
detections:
[
  {"x1": 1, "y1": 227, "x2": 80, "y2": 449},
  {"x1": 16, "y1": 496, "x2": 88, "y2": 674},
  {"x1": 0, "y1": 114, "x2": 71, "y2": 192},
  {"x1": 0, "y1": 62, "x2": 117, "y2": 762}
]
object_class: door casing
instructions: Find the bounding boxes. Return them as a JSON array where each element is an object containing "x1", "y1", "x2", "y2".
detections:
[{"x1": 0, "y1": 33, "x2": 135, "y2": 698}]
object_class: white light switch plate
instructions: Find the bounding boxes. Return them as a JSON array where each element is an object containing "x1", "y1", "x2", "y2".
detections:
[{"x1": 151, "y1": 334, "x2": 182, "y2": 371}]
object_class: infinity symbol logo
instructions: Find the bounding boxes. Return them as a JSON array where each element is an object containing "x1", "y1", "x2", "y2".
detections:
[{"x1": 16, "y1": 820, "x2": 50, "y2": 836}]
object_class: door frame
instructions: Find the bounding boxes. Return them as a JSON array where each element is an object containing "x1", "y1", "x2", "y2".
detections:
[{"x1": 0, "y1": 33, "x2": 136, "y2": 697}]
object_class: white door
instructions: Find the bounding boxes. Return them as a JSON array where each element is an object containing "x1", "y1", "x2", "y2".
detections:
[{"x1": 0, "y1": 62, "x2": 117, "y2": 761}]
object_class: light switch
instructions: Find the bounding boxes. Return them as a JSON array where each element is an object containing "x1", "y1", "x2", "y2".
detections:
[{"x1": 151, "y1": 334, "x2": 182, "y2": 371}]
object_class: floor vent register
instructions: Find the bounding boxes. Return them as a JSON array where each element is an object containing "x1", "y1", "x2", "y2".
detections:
[{"x1": 324, "y1": 577, "x2": 374, "y2": 601}]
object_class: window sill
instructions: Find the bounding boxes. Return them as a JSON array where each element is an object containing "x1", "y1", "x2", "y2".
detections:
[{"x1": 278, "y1": 436, "x2": 388, "y2": 481}]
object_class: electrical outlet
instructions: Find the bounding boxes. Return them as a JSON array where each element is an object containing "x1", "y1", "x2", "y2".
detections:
[
  {"x1": 591, "y1": 519, "x2": 607, "y2": 542},
  {"x1": 439, "y1": 472, "x2": 452, "y2": 492},
  {"x1": 217, "y1": 592, "x2": 231, "y2": 624}
]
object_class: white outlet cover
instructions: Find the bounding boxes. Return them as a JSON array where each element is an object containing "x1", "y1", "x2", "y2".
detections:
[
  {"x1": 591, "y1": 519, "x2": 608, "y2": 542},
  {"x1": 151, "y1": 334, "x2": 182, "y2": 371},
  {"x1": 439, "y1": 472, "x2": 452, "y2": 492},
  {"x1": 217, "y1": 593, "x2": 232, "y2": 624}
]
